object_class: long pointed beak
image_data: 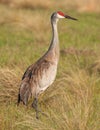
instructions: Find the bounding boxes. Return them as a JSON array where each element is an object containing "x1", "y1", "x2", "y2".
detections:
[{"x1": 65, "y1": 15, "x2": 78, "y2": 20}]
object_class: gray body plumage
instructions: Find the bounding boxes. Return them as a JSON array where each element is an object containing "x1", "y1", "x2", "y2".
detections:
[{"x1": 18, "y1": 12, "x2": 59, "y2": 106}]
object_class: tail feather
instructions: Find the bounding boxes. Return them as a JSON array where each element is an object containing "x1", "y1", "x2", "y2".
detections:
[{"x1": 18, "y1": 82, "x2": 31, "y2": 105}]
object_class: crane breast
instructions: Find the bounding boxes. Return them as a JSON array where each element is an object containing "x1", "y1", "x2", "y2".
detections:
[{"x1": 36, "y1": 63, "x2": 57, "y2": 94}]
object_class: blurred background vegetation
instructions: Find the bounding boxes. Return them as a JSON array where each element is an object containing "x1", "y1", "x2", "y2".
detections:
[{"x1": 0, "y1": 0, "x2": 100, "y2": 12}]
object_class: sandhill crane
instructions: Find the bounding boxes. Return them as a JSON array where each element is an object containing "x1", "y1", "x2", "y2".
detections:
[{"x1": 17, "y1": 11, "x2": 77, "y2": 119}]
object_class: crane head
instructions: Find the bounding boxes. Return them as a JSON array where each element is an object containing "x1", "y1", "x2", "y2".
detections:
[
  {"x1": 51, "y1": 11, "x2": 77, "y2": 21},
  {"x1": 57, "y1": 11, "x2": 77, "y2": 20}
]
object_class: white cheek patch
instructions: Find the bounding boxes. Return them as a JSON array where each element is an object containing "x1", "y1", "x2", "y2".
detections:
[{"x1": 57, "y1": 14, "x2": 65, "y2": 19}]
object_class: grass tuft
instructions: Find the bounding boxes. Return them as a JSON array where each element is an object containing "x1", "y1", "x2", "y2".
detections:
[{"x1": 0, "y1": 67, "x2": 22, "y2": 103}]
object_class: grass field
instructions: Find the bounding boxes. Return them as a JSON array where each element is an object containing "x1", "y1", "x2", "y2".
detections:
[{"x1": 0, "y1": 4, "x2": 100, "y2": 130}]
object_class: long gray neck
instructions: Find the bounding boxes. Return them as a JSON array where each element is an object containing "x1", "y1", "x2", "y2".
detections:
[
  {"x1": 41, "y1": 18, "x2": 59, "y2": 62},
  {"x1": 48, "y1": 19, "x2": 59, "y2": 51}
]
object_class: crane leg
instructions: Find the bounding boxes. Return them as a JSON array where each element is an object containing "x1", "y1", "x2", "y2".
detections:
[
  {"x1": 32, "y1": 97, "x2": 39, "y2": 119},
  {"x1": 32, "y1": 97, "x2": 48, "y2": 119}
]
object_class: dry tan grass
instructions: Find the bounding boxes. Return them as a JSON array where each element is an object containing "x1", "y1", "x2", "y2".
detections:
[
  {"x1": 90, "y1": 59, "x2": 100, "y2": 74},
  {"x1": 76, "y1": 0, "x2": 100, "y2": 12},
  {"x1": 60, "y1": 47, "x2": 96, "y2": 56},
  {"x1": 0, "y1": 0, "x2": 100, "y2": 12},
  {"x1": 0, "y1": 6, "x2": 50, "y2": 36},
  {"x1": 0, "y1": 65, "x2": 99, "y2": 130},
  {"x1": 0, "y1": 67, "x2": 22, "y2": 103},
  {"x1": 0, "y1": 0, "x2": 52, "y2": 9},
  {"x1": 0, "y1": 5, "x2": 51, "y2": 47}
]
